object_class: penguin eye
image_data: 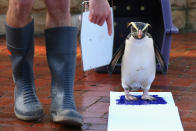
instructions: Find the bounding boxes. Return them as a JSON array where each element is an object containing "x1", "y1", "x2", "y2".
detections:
[{"x1": 132, "y1": 27, "x2": 137, "y2": 32}]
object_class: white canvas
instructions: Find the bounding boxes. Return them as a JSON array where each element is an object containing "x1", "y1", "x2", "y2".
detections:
[
  {"x1": 108, "y1": 92, "x2": 184, "y2": 131},
  {"x1": 108, "y1": 106, "x2": 184, "y2": 131},
  {"x1": 80, "y1": 8, "x2": 114, "y2": 71}
]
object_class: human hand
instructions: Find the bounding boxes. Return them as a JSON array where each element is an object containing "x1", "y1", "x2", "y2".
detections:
[{"x1": 89, "y1": 0, "x2": 112, "y2": 36}]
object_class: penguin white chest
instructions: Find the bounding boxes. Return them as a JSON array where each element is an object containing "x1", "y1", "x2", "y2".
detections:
[{"x1": 121, "y1": 36, "x2": 156, "y2": 90}]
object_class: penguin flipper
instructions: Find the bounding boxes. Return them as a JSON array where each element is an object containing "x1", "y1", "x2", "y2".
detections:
[
  {"x1": 107, "y1": 44, "x2": 125, "y2": 75},
  {"x1": 154, "y1": 43, "x2": 167, "y2": 74}
]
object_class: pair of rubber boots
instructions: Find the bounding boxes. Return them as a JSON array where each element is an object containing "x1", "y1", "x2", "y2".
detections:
[{"x1": 5, "y1": 20, "x2": 83, "y2": 126}]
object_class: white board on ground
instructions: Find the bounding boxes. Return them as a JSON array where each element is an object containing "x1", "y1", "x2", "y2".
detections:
[
  {"x1": 80, "y1": 8, "x2": 114, "y2": 71},
  {"x1": 108, "y1": 92, "x2": 184, "y2": 131},
  {"x1": 107, "y1": 106, "x2": 184, "y2": 131}
]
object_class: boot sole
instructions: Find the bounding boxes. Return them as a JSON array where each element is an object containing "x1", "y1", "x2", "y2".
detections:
[
  {"x1": 52, "y1": 117, "x2": 83, "y2": 127},
  {"x1": 14, "y1": 110, "x2": 44, "y2": 121}
]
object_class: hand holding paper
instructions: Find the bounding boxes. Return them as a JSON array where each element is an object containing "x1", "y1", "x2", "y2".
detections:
[
  {"x1": 89, "y1": 0, "x2": 112, "y2": 35},
  {"x1": 80, "y1": 7, "x2": 114, "y2": 71}
]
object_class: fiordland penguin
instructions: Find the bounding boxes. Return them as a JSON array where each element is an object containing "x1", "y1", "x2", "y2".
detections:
[
  {"x1": 108, "y1": 22, "x2": 167, "y2": 101},
  {"x1": 122, "y1": 22, "x2": 155, "y2": 100}
]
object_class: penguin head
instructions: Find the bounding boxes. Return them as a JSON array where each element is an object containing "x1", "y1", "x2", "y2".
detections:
[{"x1": 127, "y1": 22, "x2": 151, "y2": 40}]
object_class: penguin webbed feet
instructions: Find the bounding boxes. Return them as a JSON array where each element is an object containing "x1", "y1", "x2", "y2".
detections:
[
  {"x1": 141, "y1": 94, "x2": 156, "y2": 101},
  {"x1": 124, "y1": 88, "x2": 137, "y2": 101},
  {"x1": 125, "y1": 94, "x2": 137, "y2": 101}
]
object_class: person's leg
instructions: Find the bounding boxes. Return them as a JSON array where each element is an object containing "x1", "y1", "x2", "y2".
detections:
[
  {"x1": 44, "y1": 0, "x2": 83, "y2": 126},
  {"x1": 6, "y1": 0, "x2": 34, "y2": 27},
  {"x1": 5, "y1": 0, "x2": 43, "y2": 120},
  {"x1": 45, "y1": 0, "x2": 71, "y2": 28}
]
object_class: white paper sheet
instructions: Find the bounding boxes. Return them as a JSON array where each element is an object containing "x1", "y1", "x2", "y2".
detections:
[
  {"x1": 80, "y1": 8, "x2": 114, "y2": 71},
  {"x1": 108, "y1": 106, "x2": 184, "y2": 131},
  {"x1": 108, "y1": 92, "x2": 184, "y2": 131}
]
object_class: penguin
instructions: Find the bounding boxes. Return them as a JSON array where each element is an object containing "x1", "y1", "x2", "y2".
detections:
[{"x1": 108, "y1": 22, "x2": 167, "y2": 101}]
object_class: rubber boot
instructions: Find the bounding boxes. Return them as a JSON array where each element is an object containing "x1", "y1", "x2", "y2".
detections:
[
  {"x1": 45, "y1": 27, "x2": 83, "y2": 126},
  {"x1": 5, "y1": 20, "x2": 44, "y2": 121}
]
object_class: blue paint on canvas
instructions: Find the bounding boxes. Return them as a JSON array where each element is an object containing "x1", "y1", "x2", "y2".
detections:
[{"x1": 116, "y1": 95, "x2": 167, "y2": 105}]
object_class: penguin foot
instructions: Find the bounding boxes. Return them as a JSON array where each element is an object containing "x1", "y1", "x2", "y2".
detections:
[
  {"x1": 125, "y1": 94, "x2": 137, "y2": 101},
  {"x1": 141, "y1": 95, "x2": 155, "y2": 101}
]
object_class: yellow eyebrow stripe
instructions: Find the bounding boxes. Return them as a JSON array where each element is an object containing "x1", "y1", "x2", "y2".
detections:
[
  {"x1": 142, "y1": 23, "x2": 151, "y2": 31},
  {"x1": 127, "y1": 22, "x2": 139, "y2": 31}
]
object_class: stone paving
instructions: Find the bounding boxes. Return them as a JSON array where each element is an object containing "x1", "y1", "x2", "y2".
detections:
[{"x1": 0, "y1": 33, "x2": 196, "y2": 131}]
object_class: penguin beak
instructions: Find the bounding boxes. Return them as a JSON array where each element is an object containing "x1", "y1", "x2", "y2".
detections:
[{"x1": 137, "y1": 30, "x2": 143, "y2": 39}]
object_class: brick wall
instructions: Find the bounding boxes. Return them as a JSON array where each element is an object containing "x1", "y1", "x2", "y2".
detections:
[{"x1": 171, "y1": 0, "x2": 196, "y2": 32}]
